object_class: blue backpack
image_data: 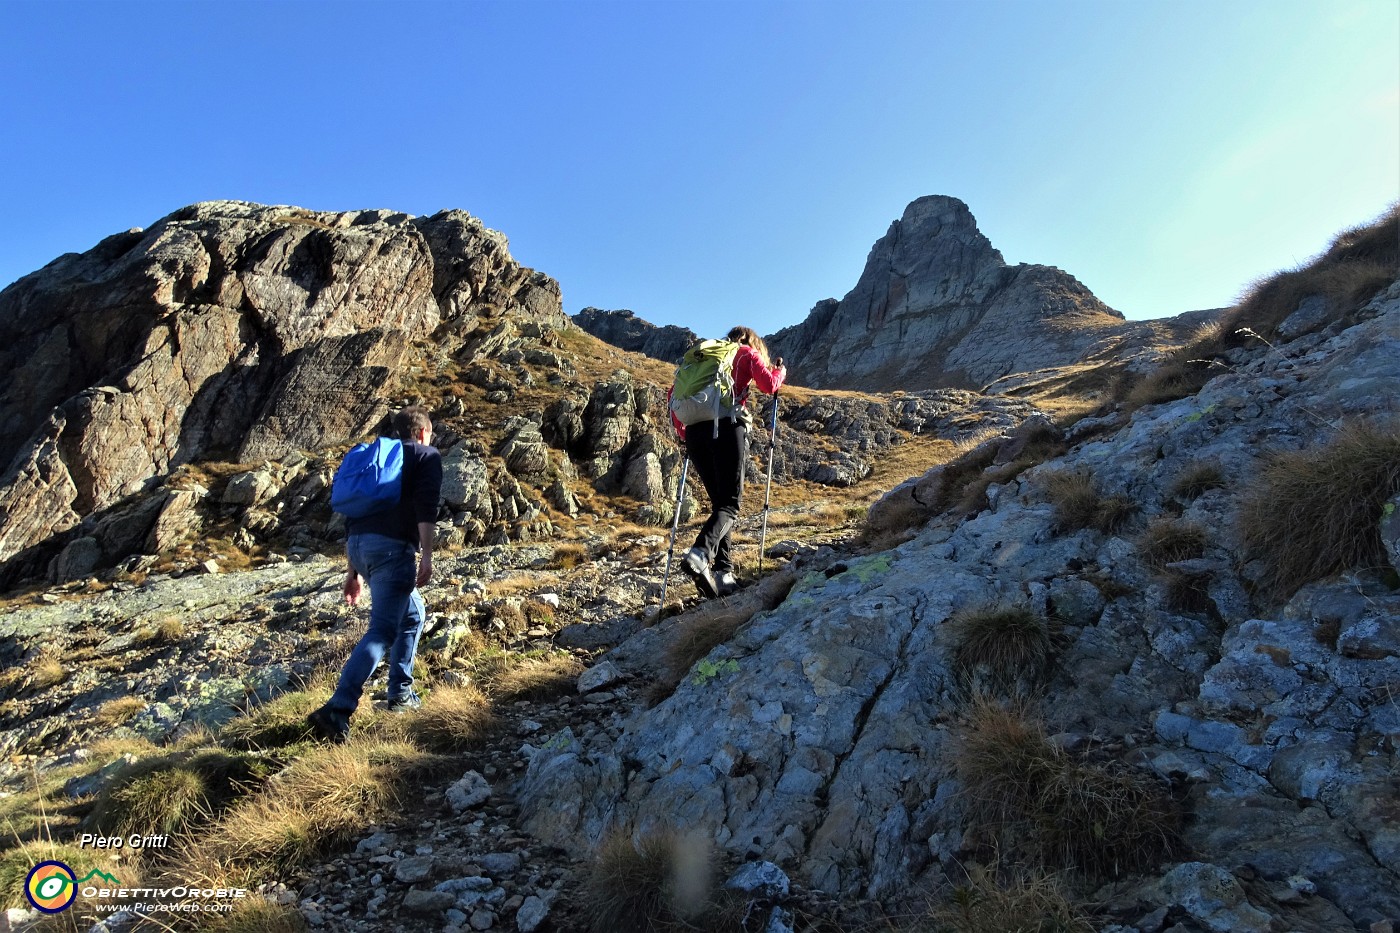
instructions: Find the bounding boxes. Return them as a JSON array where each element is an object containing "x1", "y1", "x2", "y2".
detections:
[{"x1": 331, "y1": 437, "x2": 404, "y2": 518}]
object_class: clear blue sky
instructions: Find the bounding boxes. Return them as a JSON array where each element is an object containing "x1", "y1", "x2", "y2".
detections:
[{"x1": 2, "y1": 0, "x2": 1396, "y2": 338}]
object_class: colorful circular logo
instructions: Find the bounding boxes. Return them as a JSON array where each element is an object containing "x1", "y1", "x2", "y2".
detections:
[{"x1": 25, "y1": 861, "x2": 77, "y2": 913}]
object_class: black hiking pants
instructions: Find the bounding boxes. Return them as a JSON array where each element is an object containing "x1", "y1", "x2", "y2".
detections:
[{"x1": 685, "y1": 417, "x2": 747, "y2": 575}]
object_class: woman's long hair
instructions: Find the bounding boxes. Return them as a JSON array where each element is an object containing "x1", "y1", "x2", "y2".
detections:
[{"x1": 727, "y1": 325, "x2": 771, "y2": 367}]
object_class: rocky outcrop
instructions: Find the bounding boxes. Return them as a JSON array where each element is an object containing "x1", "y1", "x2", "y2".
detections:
[
  {"x1": 572, "y1": 308, "x2": 697, "y2": 364},
  {"x1": 518, "y1": 282, "x2": 1400, "y2": 928},
  {"x1": 769, "y1": 195, "x2": 1193, "y2": 392},
  {"x1": 0, "y1": 201, "x2": 564, "y2": 573}
]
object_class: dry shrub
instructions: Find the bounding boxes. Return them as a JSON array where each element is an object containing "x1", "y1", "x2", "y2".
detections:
[
  {"x1": 183, "y1": 738, "x2": 442, "y2": 877},
  {"x1": 403, "y1": 686, "x2": 495, "y2": 752},
  {"x1": 922, "y1": 866, "x2": 1093, "y2": 933},
  {"x1": 950, "y1": 605, "x2": 1053, "y2": 695},
  {"x1": 1239, "y1": 420, "x2": 1400, "y2": 600},
  {"x1": 1043, "y1": 472, "x2": 1134, "y2": 535},
  {"x1": 1138, "y1": 518, "x2": 1208, "y2": 571},
  {"x1": 491, "y1": 654, "x2": 585, "y2": 702},
  {"x1": 952, "y1": 700, "x2": 1180, "y2": 879},
  {"x1": 583, "y1": 830, "x2": 743, "y2": 933},
  {"x1": 1169, "y1": 463, "x2": 1227, "y2": 501}
]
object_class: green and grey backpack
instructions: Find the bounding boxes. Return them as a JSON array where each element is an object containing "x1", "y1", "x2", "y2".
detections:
[{"x1": 670, "y1": 339, "x2": 741, "y2": 437}]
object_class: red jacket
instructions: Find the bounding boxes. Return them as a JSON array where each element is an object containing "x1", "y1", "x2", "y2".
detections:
[{"x1": 670, "y1": 345, "x2": 786, "y2": 440}]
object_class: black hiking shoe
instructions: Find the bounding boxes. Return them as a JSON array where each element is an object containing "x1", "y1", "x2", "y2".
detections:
[
  {"x1": 716, "y1": 571, "x2": 739, "y2": 597},
  {"x1": 384, "y1": 693, "x2": 421, "y2": 714},
  {"x1": 681, "y1": 547, "x2": 719, "y2": 599},
  {"x1": 307, "y1": 705, "x2": 350, "y2": 744}
]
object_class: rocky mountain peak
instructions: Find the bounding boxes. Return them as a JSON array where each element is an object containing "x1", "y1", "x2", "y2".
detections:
[{"x1": 768, "y1": 195, "x2": 1130, "y2": 392}]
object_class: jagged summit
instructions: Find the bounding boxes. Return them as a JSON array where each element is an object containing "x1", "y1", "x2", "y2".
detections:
[{"x1": 767, "y1": 194, "x2": 1131, "y2": 391}]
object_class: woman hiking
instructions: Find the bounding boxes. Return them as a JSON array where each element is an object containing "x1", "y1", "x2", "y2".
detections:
[{"x1": 668, "y1": 325, "x2": 786, "y2": 598}]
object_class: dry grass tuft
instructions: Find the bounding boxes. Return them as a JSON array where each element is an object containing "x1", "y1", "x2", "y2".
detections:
[
  {"x1": 202, "y1": 898, "x2": 309, "y2": 932},
  {"x1": 490, "y1": 654, "x2": 586, "y2": 702},
  {"x1": 27, "y1": 651, "x2": 69, "y2": 693},
  {"x1": 0, "y1": 841, "x2": 129, "y2": 913},
  {"x1": 1115, "y1": 204, "x2": 1398, "y2": 410},
  {"x1": 1042, "y1": 472, "x2": 1135, "y2": 535},
  {"x1": 949, "y1": 605, "x2": 1054, "y2": 695},
  {"x1": 583, "y1": 830, "x2": 743, "y2": 933},
  {"x1": 1169, "y1": 463, "x2": 1227, "y2": 501},
  {"x1": 920, "y1": 866, "x2": 1093, "y2": 933},
  {"x1": 87, "y1": 749, "x2": 272, "y2": 838},
  {"x1": 92, "y1": 696, "x2": 147, "y2": 728},
  {"x1": 1138, "y1": 518, "x2": 1209, "y2": 571},
  {"x1": 1239, "y1": 420, "x2": 1400, "y2": 601},
  {"x1": 220, "y1": 685, "x2": 329, "y2": 750},
  {"x1": 182, "y1": 738, "x2": 443, "y2": 877},
  {"x1": 402, "y1": 686, "x2": 496, "y2": 752},
  {"x1": 548, "y1": 541, "x2": 589, "y2": 570},
  {"x1": 952, "y1": 699, "x2": 1180, "y2": 879}
]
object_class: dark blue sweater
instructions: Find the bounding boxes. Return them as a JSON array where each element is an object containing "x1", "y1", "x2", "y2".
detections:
[{"x1": 345, "y1": 440, "x2": 443, "y2": 548}]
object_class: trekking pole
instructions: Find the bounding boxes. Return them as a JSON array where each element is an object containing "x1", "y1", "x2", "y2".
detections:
[
  {"x1": 757, "y1": 392, "x2": 780, "y2": 577},
  {"x1": 660, "y1": 457, "x2": 690, "y2": 610}
]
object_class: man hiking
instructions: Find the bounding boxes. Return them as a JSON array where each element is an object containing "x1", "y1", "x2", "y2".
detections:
[
  {"x1": 309, "y1": 405, "x2": 443, "y2": 743},
  {"x1": 668, "y1": 325, "x2": 785, "y2": 598}
]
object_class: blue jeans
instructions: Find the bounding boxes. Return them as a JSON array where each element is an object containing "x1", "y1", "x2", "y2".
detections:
[{"x1": 329, "y1": 533, "x2": 425, "y2": 713}]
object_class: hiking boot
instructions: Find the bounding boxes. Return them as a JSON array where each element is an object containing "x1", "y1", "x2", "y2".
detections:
[
  {"x1": 385, "y1": 693, "x2": 421, "y2": 714},
  {"x1": 681, "y1": 547, "x2": 719, "y2": 599},
  {"x1": 307, "y1": 705, "x2": 350, "y2": 744},
  {"x1": 716, "y1": 571, "x2": 739, "y2": 597}
]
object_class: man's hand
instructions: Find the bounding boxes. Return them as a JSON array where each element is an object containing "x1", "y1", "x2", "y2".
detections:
[
  {"x1": 416, "y1": 552, "x2": 432, "y2": 587},
  {"x1": 343, "y1": 570, "x2": 362, "y2": 607}
]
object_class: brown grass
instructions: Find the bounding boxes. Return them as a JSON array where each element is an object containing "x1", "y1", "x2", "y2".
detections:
[
  {"x1": 402, "y1": 686, "x2": 496, "y2": 752},
  {"x1": 1226, "y1": 202, "x2": 1398, "y2": 341},
  {"x1": 1239, "y1": 420, "x2": 1400, "y2": 600},
  {"x1": 489, "y1": 654, "x2": 586, "y2": 701},
  {"x1": 1138, "y1": 518, "x2": 1208, "y2": 571},
  {"x1": 1168, "y1": 462, "x2": 1227, "y2": 501},
  {"x1": 952, "y1": 699, "x2": 1180, "y2": 879},
  {"x1": 1115, "y1": 204, "x2": 1399, "y2": 410},
  {"x1": 582, "y1": 830, "x2": 744, "y2": 933},
  {"x1": 1042, "y1": 472, "x2": 1135, "y2": 535},
  {"x1": 92, "y1": 696, "x2": 147, "y2": 728},
  {"x1": 949, "y1": 606, "x2": 1054, "y2": 696},
  {"x1": 87, "y1": 748, "x2": 272, "y2": 838},
  {"x1": 180, "y1": 738, "x2": 444, "y2": 878},
  {"x1": 220, "y1": 683, "x2": 330, "y2": 750},
  {"x1": 918, "y1": 866, "x2": 1093, "y2": 933}
]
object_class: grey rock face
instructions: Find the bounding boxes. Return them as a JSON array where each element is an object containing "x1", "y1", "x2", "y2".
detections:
[
  {"x1": 518, "y1": 286, "x2": 1400, "y2": 925},
  {"x1": 573, "y1": 307, "x2": 697, "y2": 363},
  {"x1": 0, "y1": 201, "x2": 563, "y2": 571},
  {"x1": 768, "y1": 195, "x2": 1213, "y2": 393}
]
